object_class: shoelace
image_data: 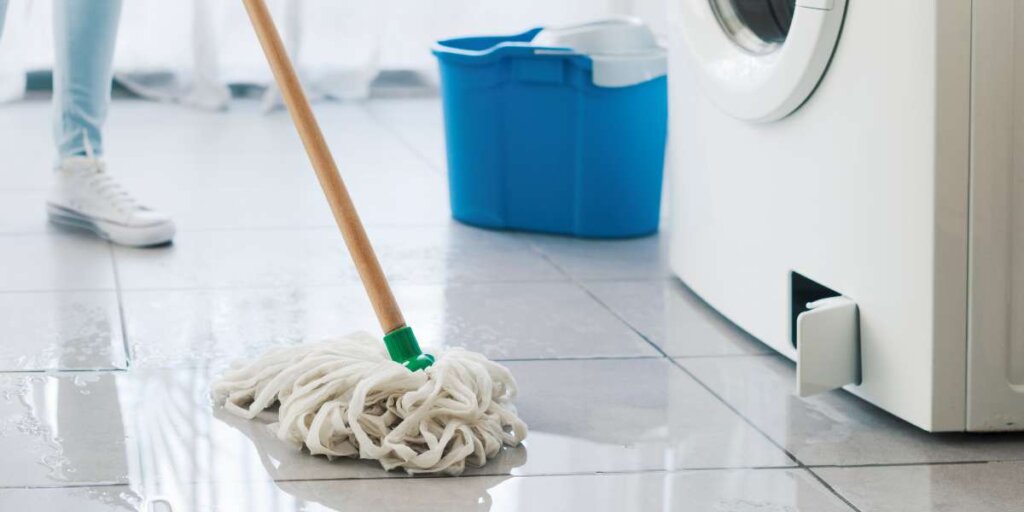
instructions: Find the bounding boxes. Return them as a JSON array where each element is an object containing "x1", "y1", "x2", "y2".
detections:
[{"x1": 85, "y1": 163, "x2": 143, "y2": 212}]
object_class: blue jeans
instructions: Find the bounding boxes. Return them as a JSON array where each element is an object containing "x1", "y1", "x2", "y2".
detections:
[{"x1": 0, "y1": 0, "x2": 122, "y2": 159}]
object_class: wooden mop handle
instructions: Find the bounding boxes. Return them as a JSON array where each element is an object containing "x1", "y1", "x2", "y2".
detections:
[{"x1": 242, "y1": 0, "x2": 406, "y2": 334}]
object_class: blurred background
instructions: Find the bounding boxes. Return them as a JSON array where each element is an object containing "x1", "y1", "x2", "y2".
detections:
[{"x1": 0, "y1": 0, "x2": 667, "y2": 107}]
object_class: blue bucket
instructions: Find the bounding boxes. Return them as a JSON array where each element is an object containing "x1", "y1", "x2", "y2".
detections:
[{"x1": 432, "y1": 21, "x2": 667, "y2": 238}]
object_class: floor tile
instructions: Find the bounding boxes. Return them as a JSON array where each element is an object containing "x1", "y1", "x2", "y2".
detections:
[
  {"x1": 680, "y1": 355, "x2": 1024, "y2": 466},
  {"x1": 98, "y1": 100, "x2": 447, "y2": 233},
  {"x1": 365, "y1": 98, "x2": 448, "y2": 173},
  {"x1": 121, "y1": 282, "x2": 656, "y2": 368},
  {"x1": 505, "y1": 358, "x2": 793, "y2": 472},
  {"x1": 0, "y1": 486, "x2": 140, "y2": 512},
  {"x1": 280, "y1": 468, "x2": 853, "y2": 512},
  {"x1": 7, "y1": 468, "x2": 851, "y2": 512},
  {"x1": 0, "y1": 96, "x2": 437, "y2": 194},
  {"x1": 0, "y1": 190, "x2": 48, "y2": 234},
  {"x1": 584, "y1": 279, "x2": 771, "y2": 357},
  {"x1": 105, "y1": 99, "x2": 433, "y2": 188},
  {"x1": 113, "y1": 367, "x2": 509, "y2": 486},
  {"x1": 130, "y1": 174, "x2": 450, "y2": 232},
  {"x1": 109, "y1": 141, "x2": 432, "y2": 196},
  {"x1": 0, "y1": 373, "x2": 129, "y2": 487},
  {"x1": 1, "y1": 101, "x2": 441, "y2": 229},
  {"x1": 0, "y1": 100, "x2": 53, "y2": 192},
  {"x1": 8, "y1": 95, "x2": 1018, "y2": 512},
  {"x1": 276, "y1": 468, "x2": 853, "y2": 512},
  {"x1": 524, "y1": 233, "x2": 671, "y2": 280},
  {"x1": 404, "y1": 282, "x2": 656, "y2": 360},
  {"x1": 0, "y1": 291, "x2": 126, "y2": 371},
  {"x1": 0, "y1": 233, "x2": 115, "y2": 292},
  {"x1": 115, "y1": 359, "x2": 791, "y2": 489},
  {"x1": 815, "y1": 462, "x2": 1024, "y2": 512},
  {"x1": 313, "y1": 100, "x2": 439, "y2": 175},
  {"x1": 113, "y1": 224, "x2": 564, "y2": 290}
]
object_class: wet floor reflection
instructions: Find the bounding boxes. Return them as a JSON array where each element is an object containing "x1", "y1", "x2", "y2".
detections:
[
  {"x1": 121, "y1": 368, "x2": 523, "y2": 511},
  {"x1": 0, "y1": 343, "x2": 861, "y2": 511},
  {"x1": 0, "y1": 373, "x2": 129, "y2": 486},
  {"x1": 0, "y1": 232, "x2": 126, "y2": 372}
]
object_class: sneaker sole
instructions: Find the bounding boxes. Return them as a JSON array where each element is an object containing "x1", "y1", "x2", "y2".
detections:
[{"x1": 47, "y1": 204, "x2": 175, "y2": 247}]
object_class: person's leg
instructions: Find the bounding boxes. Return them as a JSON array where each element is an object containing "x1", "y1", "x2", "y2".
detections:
[
  {"x1": 52, "y1": 0, "x2": 122, "y2": 158},
  {"x1": 47, "y1": 0, "x2": 175, "y2": 247}
]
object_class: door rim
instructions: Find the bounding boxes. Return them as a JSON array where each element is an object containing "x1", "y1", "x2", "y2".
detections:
[{"x1": 678, "y1": 0, "x2": 847, "y2": 123}]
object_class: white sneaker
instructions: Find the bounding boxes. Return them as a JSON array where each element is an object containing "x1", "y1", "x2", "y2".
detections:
[{"x1": 47, "y1": 157, "x2": 176, "y2": 247}]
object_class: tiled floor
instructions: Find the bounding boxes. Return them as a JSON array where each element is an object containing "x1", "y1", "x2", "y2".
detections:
[{"x1": 1, "y1": 97, "x2": 1022, "y2": 512}]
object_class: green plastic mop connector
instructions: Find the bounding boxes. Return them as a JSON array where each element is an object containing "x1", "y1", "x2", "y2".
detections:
[{"x1": 383, "y1": 326, "x2": 435, "y2": 371}]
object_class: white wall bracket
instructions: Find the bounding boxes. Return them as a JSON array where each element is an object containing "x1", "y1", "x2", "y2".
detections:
[{"x1": 796, "y1": 296, "x2": 861, "y2": 397}]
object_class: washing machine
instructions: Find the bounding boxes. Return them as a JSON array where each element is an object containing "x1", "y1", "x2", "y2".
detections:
[{"x1": 668, "y1": 0, "x2": 1024, "y2": 431}]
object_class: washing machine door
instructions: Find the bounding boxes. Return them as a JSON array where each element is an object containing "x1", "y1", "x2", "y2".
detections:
[{"x1": 678, "y1": 0, "x2": 846, "y2": 122}]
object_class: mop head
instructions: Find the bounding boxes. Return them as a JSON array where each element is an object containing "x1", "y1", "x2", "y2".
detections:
[{"x1": 211, "y1": 332, "x2": 527, "y2": 475}]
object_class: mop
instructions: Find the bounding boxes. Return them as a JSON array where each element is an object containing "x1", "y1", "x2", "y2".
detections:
[{"x1": 211, "y1": 0, "x2": 527, "y2": 475}]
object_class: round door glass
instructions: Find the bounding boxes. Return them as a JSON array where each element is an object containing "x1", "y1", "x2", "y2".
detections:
[{"x1": 710, "y1": 0, "x2": 796, "y2": 54}]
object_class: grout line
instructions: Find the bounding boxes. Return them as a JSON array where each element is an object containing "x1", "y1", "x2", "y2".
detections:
[
  {"x1": 0, "y1": 481, "x2": 127, "y2": 490},
  {"x1": 166, "y1": 221, "x2": 452, "y2": 233},
  {"x1": 665, "y1": 359, "x2": 803, "y2": 462},
  {"x1": 2, "y1": 460, "x2": 1012, "y2": 492},
  {"x1": 804, "y1": 467, "x2": 864, "y2": 512},
  {"x1": 269, "y1": 465, "x2": 805, "y2": 485},
  {"x1": 169, "y1": 222, "x2": 450, "y2": 234},
  {"x1": 527, "y1": 244, "x2": 692, "y2": 361},
  {"x1": 666, "y1": 355, "x2": 865, "y2": 511},
  {"x1": 670, "y1": 352, "x2": 776, "y2": 360},
  {"x1": 58, "y1": 354, "x2": 670, "y2": 375},
  {"x1": 573, "y1": 275, "x2": 677, "y2": 283},
  {"x1": 804, "y1": 460, "x2": 992, "y2": 469},
  {"x1": 97, "y1": 277, "x2": 577, "y2": 294},
  {"x1": 21, "y1": 351, "x2": 768, "y2": 375},
  {"x1": 491, "y1": 354, "x2": 662, "y2": 363},
  {"x1": 530, "y1": 247, "x2": 681, "y2": 360},
  {"x1": 360, "y1": 101, "x2": 444, "y2": 177},
  {"x1": 579, "y1": 283, "x2": 672, "y2": 358},
  {"x1": 0, "y1": 368, "x2": 128, "y2": 375},
  {"x1": 551, "y1": 257, "x2": 861, "y2": 511},
  {"x1": 575, "y1": 268, "x2": 853, "y2": 510},
  {"x1": 523, "y1": 245, "x2": 593, "y2": 290},
  {"x1": 109, "y1": 242, "x2": 134, "y2": 369},
  {"x1": 0, "y1": 287, "x2": 118, "y2": 295},
  {"x1": 570, "y1": 270, "x2": 772, "y2": 360},
  {"x1": 0, "y1": 221, "x2": 458, "y2": 238},
  {"x1": 526, "y1": 246, "x2": 666, "y2": 351},
  {"x1": 270, "y1": 460, "x2": 1013, "y2": 487}
]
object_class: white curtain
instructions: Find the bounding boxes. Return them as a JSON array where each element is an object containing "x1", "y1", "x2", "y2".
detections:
[{"x1": 0, "y1": 0, "x2": 665, "y2": 109}]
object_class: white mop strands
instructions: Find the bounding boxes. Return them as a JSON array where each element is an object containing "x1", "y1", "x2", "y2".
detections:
[{"x1": 211, "y1": 332, "x2": 528, "y2": 475}]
